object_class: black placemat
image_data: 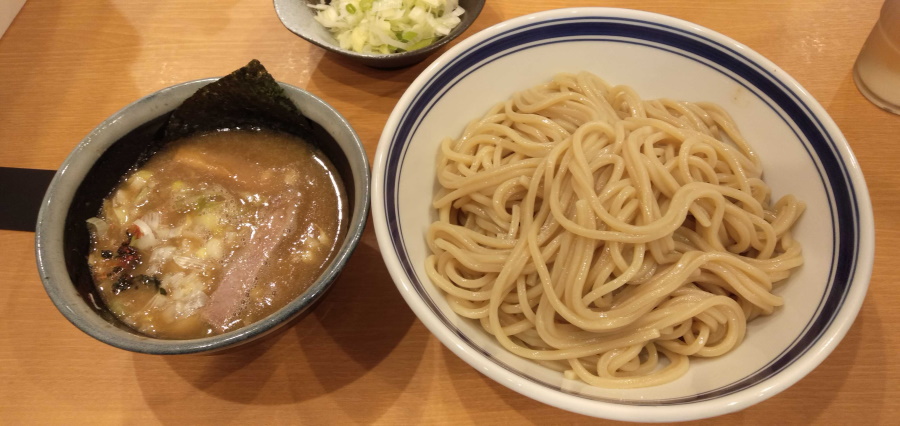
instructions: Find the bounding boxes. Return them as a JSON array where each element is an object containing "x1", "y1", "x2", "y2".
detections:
[{"x1": 0, "y1": 167, "x2": 56, "y2": 232}]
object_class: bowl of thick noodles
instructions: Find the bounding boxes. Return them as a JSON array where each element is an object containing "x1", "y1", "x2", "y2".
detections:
[
  {"x1": 36, "y1": 65, "x2": 370, "y2": 354},
  {"x1": 372, "y1": 7, "x2": 874, "y2": 422}
]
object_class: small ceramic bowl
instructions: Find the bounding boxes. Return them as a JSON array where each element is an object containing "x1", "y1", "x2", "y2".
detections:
[
  {"x1": 274, "y1": 0, "x2": 485, "y2": 68},
  {"x1": 373, "y1": 7, "x2": 874, "y2": 422},
  {"x1": 35, "y1": 79, "x2": 370, "y2": 354}
]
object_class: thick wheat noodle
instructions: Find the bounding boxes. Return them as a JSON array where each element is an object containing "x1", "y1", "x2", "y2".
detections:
[{"x1": 424, "y1": 72, "x2": 805, "y2": 388}]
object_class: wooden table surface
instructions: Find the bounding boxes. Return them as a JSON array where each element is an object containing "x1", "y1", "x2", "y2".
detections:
[{"x1": 1, "y1": 0, "x2": 898, "y2": 424}]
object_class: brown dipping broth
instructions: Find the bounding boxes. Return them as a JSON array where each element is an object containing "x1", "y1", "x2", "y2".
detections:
[{"x1": 86, "y1": 129, "x2": 347, "y2": 339}]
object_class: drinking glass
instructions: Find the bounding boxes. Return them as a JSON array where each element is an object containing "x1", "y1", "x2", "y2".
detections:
[{"x1": 853, "y1": 0, "x2": 900, "y2": 114}]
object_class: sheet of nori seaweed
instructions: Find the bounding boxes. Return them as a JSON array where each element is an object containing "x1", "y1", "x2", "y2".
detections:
[{"x1": 162, "y1": 59, "x2": 317, "y2": 143}]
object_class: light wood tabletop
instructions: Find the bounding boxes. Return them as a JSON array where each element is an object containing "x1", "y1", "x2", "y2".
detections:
[{"x1": 1, "y1": 0, "x2": 898, "y2": 424}]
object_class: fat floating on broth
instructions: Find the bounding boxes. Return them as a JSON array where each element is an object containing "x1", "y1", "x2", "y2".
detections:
[{"x1": 86, "y1": 130, "x2": 347, "y2": 339}]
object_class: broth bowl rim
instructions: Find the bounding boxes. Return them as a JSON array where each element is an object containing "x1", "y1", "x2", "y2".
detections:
[{"x1": 36, "y1": 78, "x2": 370, "y2": 354}]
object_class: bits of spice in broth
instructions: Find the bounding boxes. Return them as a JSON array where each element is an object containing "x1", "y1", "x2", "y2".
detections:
[{"x1": 92, "y1": 227, "x2": 165, "y2": 296}]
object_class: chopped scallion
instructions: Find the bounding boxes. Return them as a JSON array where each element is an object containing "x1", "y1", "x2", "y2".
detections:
[{"x1": 309, "y1": 0, "x2": 465, "y2": 54}]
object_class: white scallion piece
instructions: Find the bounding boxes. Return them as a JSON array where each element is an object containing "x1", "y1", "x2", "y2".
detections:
[
  {"x1": 86, "y1": 217, "x2": 109, "y2": 237},
  {"x1": 131, "y1": 219, "x2": 158, "y2": 250}
]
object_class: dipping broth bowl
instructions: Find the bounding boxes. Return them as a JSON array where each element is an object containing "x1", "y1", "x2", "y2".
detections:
[
  {"x1": 36, "y1": 79, "x2": 370, "y2": 354},
  {"x1": 372, "y1": 7, "x2": 874, "y2": 422}
]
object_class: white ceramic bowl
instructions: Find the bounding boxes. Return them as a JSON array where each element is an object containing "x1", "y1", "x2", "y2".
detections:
[{"x1": 372, "y1": 7, "x2": 874, "y2": 422}]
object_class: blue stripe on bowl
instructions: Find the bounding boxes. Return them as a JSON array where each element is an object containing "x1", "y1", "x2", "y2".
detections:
[{"x1": 382, "y1": 15, "x2": 859, "y2": 405}]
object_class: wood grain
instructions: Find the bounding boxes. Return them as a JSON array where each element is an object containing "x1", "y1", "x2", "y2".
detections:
[{"x1": 1, "y1": 0, "x2": 898, "y2": 424}]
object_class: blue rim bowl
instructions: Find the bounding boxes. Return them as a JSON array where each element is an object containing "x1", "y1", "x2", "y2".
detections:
[{"x1": 372, "y1": 7, "x2": 874, "y2": 422}]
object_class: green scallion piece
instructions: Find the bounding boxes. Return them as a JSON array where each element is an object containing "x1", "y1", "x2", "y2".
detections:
[{"x1": 408, "y1": 37, "x2": 435, "y2": 51}]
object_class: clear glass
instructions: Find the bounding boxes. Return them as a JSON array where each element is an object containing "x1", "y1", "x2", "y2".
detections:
[{"x1": 853, "y1": 0, "x2": 900, "y2": 114}]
